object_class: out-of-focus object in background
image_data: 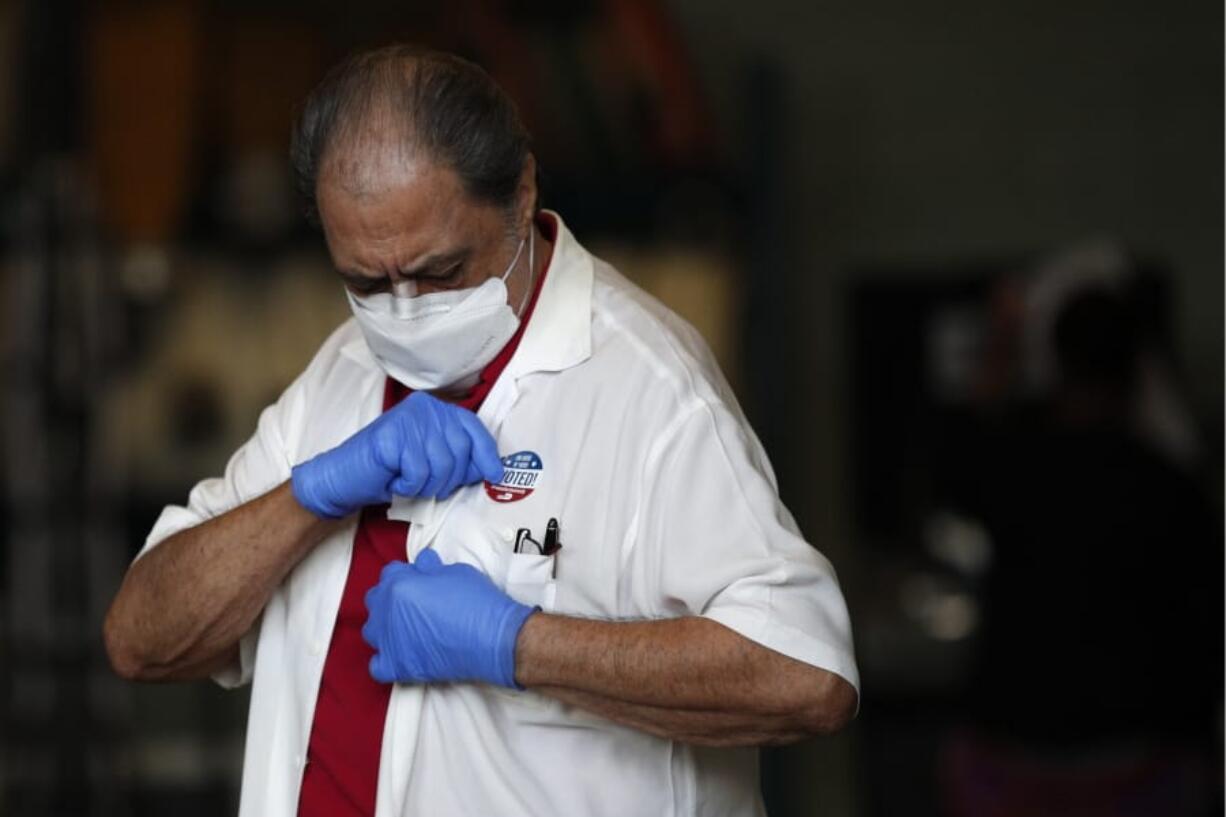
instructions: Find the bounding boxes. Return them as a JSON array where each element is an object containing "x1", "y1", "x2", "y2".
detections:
[
  {"x1": 88, "y1": 4, "x2": 323, "y2": 273},
  {"x1": 2, "y1": 159, "x2": 125, "y2": 816},
  {"x1": 849, "y1": 240, "x2": 1221, "y2": 816},
  {"x1": 0, "y1": 0, "x2": 20, "y2": 169},
  {"x1": 1020, "y1": 239, "x2": 1204, "y2": 471},
  {"x1": 489, "y1": 0, "x2": 715, "y2": 175},
  {"x1": 212, "y1": 15, "x2": 320, "y2": 246},
  {"x1": 939, "y1": 727, "x2": 1216, "y2": 817},
  {"x1": 933, "y1": 252, "x2": 1222, "y2": 816},
  {"x1": 87, "y1": 0, "x2": 202, "y2": 297},
  {"x1": 98, "y1": 250, "x2": 349, "y2": 498}
]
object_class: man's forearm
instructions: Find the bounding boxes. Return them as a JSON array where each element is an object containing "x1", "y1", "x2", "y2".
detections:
[
  {"x1": 513, "y1": 614, "x2": 857, "y2": 745},
  {"x1": 531, "y1": 686, "x2": 816, "y2": 746},
  {"x1": 104, "y1": 481, "x2": 338, "y2": 681}
]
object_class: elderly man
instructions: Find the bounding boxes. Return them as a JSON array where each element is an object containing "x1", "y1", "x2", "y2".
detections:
[{"x1": 104, "y1": 45, "x2": 858, "y2": 817}]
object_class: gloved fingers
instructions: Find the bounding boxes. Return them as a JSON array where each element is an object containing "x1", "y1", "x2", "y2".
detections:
[
  {"x1": 404, "y1": 390, "x2": 435, "y2": 413},
  {"x1": 361, "y1": 615, "x2": 378, "y2": 649},
  {"x1": 388, "y1": 476, "x2": 416, "y2": 497},
  {"x1": 363, "y1": 582, "x2": 384, "y2": 621},
  {"x1": 379, "y1": 560, "x2": 412, "y2": 583},
  {"x1": 455, "y1": 410, "x2": 504, "y2": 484},
  {"x1": 463, "y1": 461, "x2": 482, "y2": 485},
  {"x1": 438, "y1": 420, "x2": 473, "y2": 497},
  {"x1": 369, "y1": 652, "x2": 396, "y2": 684},
  {"x1": 419, "y1": 435, "x2": 454, "y2": 498},
  {"x1": 395, "y1": 436, "x2": 429, "y2": 497},
  {"x1": 412, "y1": 391, "x2": 449, "y2": 437},
  {"x1": 363, "y1": 563, "x2": 405, "y2": 614},
  {"x1": 368, "y1": 417, "x2": 403, "y2": 475},
  {"x1": 413, "y1": 547, "x2": 444, "y2": 573},
  {"x1": 361, "y1": 580, "x2": 387, "y2": 649}
]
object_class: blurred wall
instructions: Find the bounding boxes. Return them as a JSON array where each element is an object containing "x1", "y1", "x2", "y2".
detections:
[
  {"x1": 668, "y1": 0, "x2": 1222, "y2": 559},
  {"x1": 664, "y1": 1, "x2": 1221, "y2": 813}
]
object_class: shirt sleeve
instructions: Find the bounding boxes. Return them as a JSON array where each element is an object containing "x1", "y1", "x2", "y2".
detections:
[
  {"x1": 136, "y1": 377, "x2": 302, "y2": 689},
  {"x1": 633, "y1": 400, "x2": 860, "y2": 694}
]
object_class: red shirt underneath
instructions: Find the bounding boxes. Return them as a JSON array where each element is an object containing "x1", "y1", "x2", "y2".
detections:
[{"x1": 297, "y1": 217, "x2": 555, "y2": 817}]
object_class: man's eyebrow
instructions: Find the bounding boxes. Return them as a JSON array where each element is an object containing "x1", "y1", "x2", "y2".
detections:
[
  {"x1": 338, "y1": 268, "x2": 383, "y2": 288},
  {"x1": 336, "y1": 248, "x2": 471, "y2": 287},
  {"x1": 399, "y1": 248, "x2": 470, "y2": 278}
]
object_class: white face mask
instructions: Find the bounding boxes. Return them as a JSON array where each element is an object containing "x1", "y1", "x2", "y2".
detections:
[{"x1": 346, "y1": 231, "x2": 534, "y2": 391}]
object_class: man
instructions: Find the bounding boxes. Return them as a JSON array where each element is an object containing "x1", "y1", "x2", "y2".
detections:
[{"x1": 104, "y1": 45, "x2": 859, "y2": 817}]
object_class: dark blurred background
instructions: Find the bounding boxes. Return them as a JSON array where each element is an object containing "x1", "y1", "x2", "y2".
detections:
[{"x1": 0, "y1": 1, "x2": 1221, "y2": 815}]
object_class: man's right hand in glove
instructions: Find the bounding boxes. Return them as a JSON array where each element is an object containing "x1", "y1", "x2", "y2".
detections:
[{"x1": 290, "y1": 391, "x2": 505, "y2": 519}]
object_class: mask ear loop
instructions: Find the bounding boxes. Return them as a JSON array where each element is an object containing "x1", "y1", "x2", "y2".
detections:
[{"x1": 511, "y1": 226, "x2": 535, "y2": 318}]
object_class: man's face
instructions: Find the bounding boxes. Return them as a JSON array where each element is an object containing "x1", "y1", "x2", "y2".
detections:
[{"x1": 317, "y1": 158, "x2": 525, "y2": 299}]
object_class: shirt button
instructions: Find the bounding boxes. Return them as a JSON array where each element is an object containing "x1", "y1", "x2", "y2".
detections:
[
  {"x1": 309, "y1": 640, "x2": 324, "y2": 657},
  {"x1": 501, "y1": 528, "x2": 515, "y2": 542},
  {"x1": 293, "y1": 753, "x2": 303, "y2": 767}
]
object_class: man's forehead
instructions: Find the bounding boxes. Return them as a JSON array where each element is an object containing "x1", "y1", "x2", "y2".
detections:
[
  {"x1": 320, "y1": 139, "x2": 458, "y2": 203},
  {"x1": 315, "y1": 157, "x2": 509, "y2": 282},
  {"x1": 319, "y1": 159, "x2": 471, "y2": 235}
]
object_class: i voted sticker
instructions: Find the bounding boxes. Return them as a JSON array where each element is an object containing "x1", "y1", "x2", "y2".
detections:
[{"x1": 485, "y1": 451, "x2": 541, "y2": 503}]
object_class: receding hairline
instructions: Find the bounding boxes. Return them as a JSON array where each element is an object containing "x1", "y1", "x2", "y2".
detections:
[
  {"x1": 315, "y1": 150, "x2": 468, "y2": 217},
  {"x1": 314, "y1": 54, "x2": 430, "y2": 199},
  {"x1": 291, "y1": 44, "x2": 536, "y2": 223}
]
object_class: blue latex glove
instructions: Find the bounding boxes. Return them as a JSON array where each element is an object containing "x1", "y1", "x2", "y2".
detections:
[
  {"x1": 290, "y1": 391, "x2": 504, "y2": 518},
  {"x1": 362, "y1": 548, "x2": 537, "y2": 688}
]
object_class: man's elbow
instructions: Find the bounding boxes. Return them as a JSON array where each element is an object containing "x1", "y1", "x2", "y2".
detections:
[
  {"x1": 104, "y1": 608, "x2": 239, "y2": 684},
  {"x1": 102, "y1": 618, "x2": 188, "y2": 682},
  {"x1": 102, "y1": 598, "x2": 172, "y2": 682},
  {"x1": 799, "y1": 673, "x2": 858, "y2": 736},
  {"x1": 103, "y1": 607, "x2": 148, "y2": 681}
]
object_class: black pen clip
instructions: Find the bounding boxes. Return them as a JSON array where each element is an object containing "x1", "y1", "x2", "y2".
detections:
[{"x1": 542, "y1": 517, "x2": 562, "y2": 556}]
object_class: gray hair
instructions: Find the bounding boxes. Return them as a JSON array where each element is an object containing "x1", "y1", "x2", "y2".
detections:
[{"x1": 290, "y1": 45, "x2": 535, "y2": 225}]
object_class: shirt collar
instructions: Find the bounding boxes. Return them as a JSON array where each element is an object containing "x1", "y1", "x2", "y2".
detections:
[{"x1": 339, "y1": 210, "x2": 593, "y2": 380}]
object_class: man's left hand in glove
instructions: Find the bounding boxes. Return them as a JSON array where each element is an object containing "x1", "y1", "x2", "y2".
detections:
[{"x1": 362, "y1": 548, "x2": 537, "y2": 689}]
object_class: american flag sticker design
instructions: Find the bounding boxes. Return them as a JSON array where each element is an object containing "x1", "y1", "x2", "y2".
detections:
[{"x1": 484, "y1": 451, "x2": 542, "y2": 503}]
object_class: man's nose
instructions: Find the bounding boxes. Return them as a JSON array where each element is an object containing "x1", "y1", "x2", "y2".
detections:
[{"x1": 390, "y1": 278, "x2": 417, "y2": 298}]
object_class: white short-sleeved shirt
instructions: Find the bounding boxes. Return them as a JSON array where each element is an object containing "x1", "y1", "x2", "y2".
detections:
[{"x1": 138, "y1": 213, "x2": 859, "y2": 817}]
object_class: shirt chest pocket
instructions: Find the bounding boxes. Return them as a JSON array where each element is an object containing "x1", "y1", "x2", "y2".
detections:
[
  {"x1": 505, "y1": 551, "x2": 557, "y2": 610},
  {"x1": 414, "y1": 500, "x2": 558, "y2": 613}
]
